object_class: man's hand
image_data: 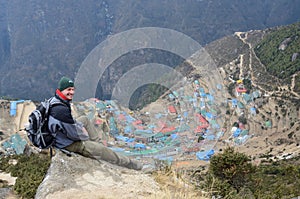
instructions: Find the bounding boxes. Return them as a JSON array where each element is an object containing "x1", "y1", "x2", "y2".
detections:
[
  {"x1": 82, "y1": 127, "x2": 89, "y2": 135},
  {"x1": 102, "y1": 140, "x2": 108, "y2": 147}
]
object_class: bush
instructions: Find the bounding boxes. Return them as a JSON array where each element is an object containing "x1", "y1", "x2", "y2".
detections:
[
  {"x1": 250, "y1": 162, "x2": 300, "y2": 198},
  {"x1": 203, "y1": 173, "x2": 237, "y2": 198},
  {"x1": 238, "y1": 116, "x2": 247, "y2": 124},
  {"x1": 198, "y1": 148, "x2": 300, "y2": 198},
  {"x1": 0, "y1": 153, "x2": 51, "y2": 199},
  {"x1": 208, "y1": 147, "x2": 255, "y2": 195}
]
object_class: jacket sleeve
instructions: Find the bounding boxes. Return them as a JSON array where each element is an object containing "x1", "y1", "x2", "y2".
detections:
[
  {"x1": 60, "y1": 120, "x2": 89, "y2": 141},
  {"x1": 49, "y1": 104, "x2": 89, "y2": 141}
]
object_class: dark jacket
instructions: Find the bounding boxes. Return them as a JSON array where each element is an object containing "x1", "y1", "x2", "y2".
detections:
[{"x1": 48, "y1": 91, "x2": 89, "y2": 149}]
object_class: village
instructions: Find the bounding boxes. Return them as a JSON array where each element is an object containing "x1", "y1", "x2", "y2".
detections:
[{"x1": 0, "y1": 69, "x2": 270, "y2": 169}]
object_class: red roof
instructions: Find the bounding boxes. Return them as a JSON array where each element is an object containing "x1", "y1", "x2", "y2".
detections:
[
  {"x1": 195, "y1": 113, "x2": 208, "y2": 124},
  {"x1": 194, "y1": 124, "x2": 209, "y2": 133},
  {"x1": 95, "y1": 119, "x2": 103, "y2": 125},
  {"x1": 132, "y1": 120, "x2": 142, "y2": 125},
  {"x1": 154, "y1": 121, "x2": 167, "y2": 132},
  {"x1": 168, "y1": 105, "x2": 177, "y2": 113},
  {"x1": 135, "y1": 125, "x2": 145, "y2": 130},
  {"x1": 236, "y1": 87, "x2": 247, "y2": 93},
  {"x1": 132, "y1": 120, "x2": 145, "y2": 130},
  {"x1": 118, "y1": 114, "x2": 126, "y2": 121},
  {"x1": 161, "y1": 126, "x2": 176, "y2": 133}
]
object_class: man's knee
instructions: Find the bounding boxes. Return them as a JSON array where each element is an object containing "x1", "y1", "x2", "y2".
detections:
[{"x1": 77, "y1": 115, "x2": 89, "y2": 123}]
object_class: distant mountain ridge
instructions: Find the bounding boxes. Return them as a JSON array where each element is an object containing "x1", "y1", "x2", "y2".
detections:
[{"x1": 0, "y1": 0, "x2": 300, "y2": 101}]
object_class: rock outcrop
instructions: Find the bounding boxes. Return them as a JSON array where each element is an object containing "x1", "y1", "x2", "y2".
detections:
[{"x1": 35, "y1": 151, "x2": 162, "y2": 199}]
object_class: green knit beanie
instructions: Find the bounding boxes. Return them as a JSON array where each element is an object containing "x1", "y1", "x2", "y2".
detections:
[{"x1": 58, "y1": 76, "x2": 74, "y2": 91}]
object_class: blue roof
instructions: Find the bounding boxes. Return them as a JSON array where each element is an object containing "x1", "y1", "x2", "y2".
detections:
[
  {"x1": 206, "y1": 112, "x2": 214, "y2": 119},
  {"x1": 216, "y1": 84, "x2": 223, "y2": 90},
  {"x1": 168, "y1": 93, "x2": 175, "y2": 99},
  {"x1": 233, "y1": 128, "x2": 242, "y2": 137},
  {"x1": 231, "y1": 99, "x2": 238, "y2": 105},
  {"x1": 200, "y1": 92, "x2": 206, "y2": 97},
  {"x1": 206, "y1": 94, "x2": 214, "y2": 101},
  {"x1": 196, "y1": 149, "x2": 214, "y2": 160},
  {"x1": 134, "y1": 143, "x2": 146, "y2": 149}
]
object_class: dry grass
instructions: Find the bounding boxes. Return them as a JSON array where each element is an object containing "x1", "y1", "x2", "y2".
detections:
[{"x1": 148, "y1": 166, "x2": 209, "y2": 199}]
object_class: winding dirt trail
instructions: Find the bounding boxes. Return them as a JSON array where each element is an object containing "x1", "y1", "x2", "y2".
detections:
[
  {"x1": 234, "y1": 32, "x2": 271, "y2": 94},
  {"x1": 234, "y1": 31, "x2": 300, "y2": 98}
]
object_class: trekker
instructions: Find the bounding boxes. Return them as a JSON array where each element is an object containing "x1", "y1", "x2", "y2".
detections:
[{"x1": 47, "y1": 76, "x2": 142, "y2": 170}]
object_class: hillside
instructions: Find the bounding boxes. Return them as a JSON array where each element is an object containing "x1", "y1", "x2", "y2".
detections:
[
  {"x1": 255, "y1": 22, "x2": 300, "y2": 80},
  {"x1": 202, "y1": 23, "x2": 300, "y2": 161},
  {"x1": 0, "y1": 22, "x2": 300, "y2": 198},
  {"x1": 1, "y1": 0, "x2": 300, "y2": 101}
]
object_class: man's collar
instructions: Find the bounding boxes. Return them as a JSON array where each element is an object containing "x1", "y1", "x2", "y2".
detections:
[{"x1": 55, "y1": 89, "x2": 70, "y2": 101}]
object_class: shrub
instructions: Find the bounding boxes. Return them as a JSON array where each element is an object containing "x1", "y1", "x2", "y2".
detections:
[
  {"x1": 238, "y1": 116, "x2": 247, "y2": 124},
  {"x1": 208, "y1": 147, "x2": 255, "y2": 194},
  {"x1": 0, "y1": 153, "x2": 51, "y2": 199},
  {"x1": 203, "y1": 172, "x2": 237, "y2": 198}
]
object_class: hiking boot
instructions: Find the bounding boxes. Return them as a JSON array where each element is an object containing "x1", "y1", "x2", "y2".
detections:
[
  {"x1": 141, "y1": 164, "x2": 156, "y2": 174},
  {"x1": 128, "y1": 159, "x2": 143, "y2": 170}
]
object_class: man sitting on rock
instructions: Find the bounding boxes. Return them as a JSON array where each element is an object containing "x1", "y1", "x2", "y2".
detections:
[{"x1": 47, "y1": 76, "x2": 142, "y2": 170}]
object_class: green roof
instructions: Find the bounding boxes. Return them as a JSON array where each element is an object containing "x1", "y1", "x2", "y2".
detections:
[
  {"x1": 265, "y1": 120, "x2": 272, "y2": 128},
  {"x1": 237, "y1": 101, "x2": 245, "y2": 109}
]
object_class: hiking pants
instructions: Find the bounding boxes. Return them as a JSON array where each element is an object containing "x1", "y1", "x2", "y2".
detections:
[{"x1": 64, "y1": 140, "x2": 142, "y2": 170}]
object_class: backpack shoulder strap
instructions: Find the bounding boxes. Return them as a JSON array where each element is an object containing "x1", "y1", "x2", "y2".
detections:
[
  {"x1": 48, "y1": 97, "x2": 66, "y2": 109},
  {"x1": 49, "y1": 97, "x2": 65, "y2": 105},
  {"x1": 44, "y1": 97, "x2": 64, "y2": 118}
]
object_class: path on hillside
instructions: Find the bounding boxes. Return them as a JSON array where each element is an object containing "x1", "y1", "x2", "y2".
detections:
[
  {"x1": 239, "y1": 54, "x2": 244, "y2": 80},
  {"x1": 291, "y1": 74, "x2": 298, "y2": 95},
  {"x1": 235, "y1": 32, "x2": 300, "y2": 98},
  {"x1": 234, "y1": 32, "x2": 271, "y2": 95}
]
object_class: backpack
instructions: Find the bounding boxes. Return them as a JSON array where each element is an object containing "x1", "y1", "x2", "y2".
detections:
[{"x1": 25, "y1": 97, "x2": 61, "y2": 149}]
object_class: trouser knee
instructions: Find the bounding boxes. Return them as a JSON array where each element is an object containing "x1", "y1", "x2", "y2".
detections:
[{"x1": 77, "y1": 115, "x2": 89, "y2": 126}]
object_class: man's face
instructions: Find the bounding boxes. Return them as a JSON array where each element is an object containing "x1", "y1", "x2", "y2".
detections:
[{"x1": 61, "y1": 87, "x2": 75, "y2": 100}]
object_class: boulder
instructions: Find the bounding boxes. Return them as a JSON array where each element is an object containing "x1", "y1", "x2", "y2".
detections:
[{"x1": 35, "y1": 151, "x2": 161, "y2": 199}]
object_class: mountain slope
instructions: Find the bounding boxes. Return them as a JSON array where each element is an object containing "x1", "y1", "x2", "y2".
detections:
[
  {"x1": 1, "y1": 0, "x2": 300, "y2": 100},
  {"x1": 201, "y1": 23, "x2": 300, "y2": 161}
]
